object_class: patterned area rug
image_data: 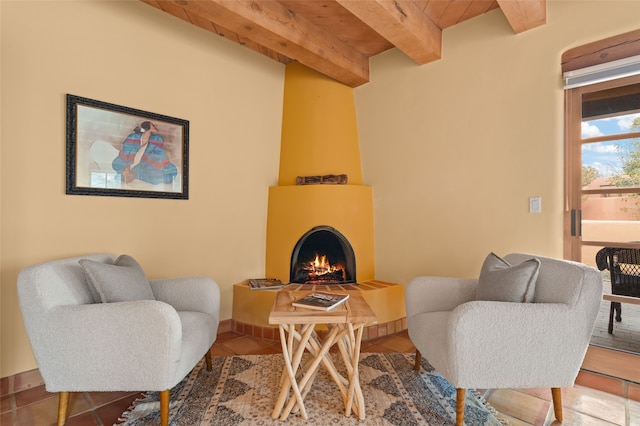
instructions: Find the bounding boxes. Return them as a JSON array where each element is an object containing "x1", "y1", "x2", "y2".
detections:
[{"x1": 118, "y1": 353, "x2": 506, "y2": 425}]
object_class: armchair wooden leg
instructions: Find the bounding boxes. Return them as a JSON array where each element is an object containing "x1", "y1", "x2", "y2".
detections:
[
  {"x1": 414, "y1": 349, "x2": 422, "y2": 370},
  {"x1": 160, "y1": 389, "x2": 170, "y2": 426},
  {"x1": 57, "y1": 391, "x2": 70, "y2": 426},
  {"x1": 551, "y1": 387, "x2": 563, "y2": 422},
  {"x1": 456, "y1": 388, "x2": 465, "y2": 426},
  {"x1": 205, "y1": 347, "x2": 213, "y2": 371}
]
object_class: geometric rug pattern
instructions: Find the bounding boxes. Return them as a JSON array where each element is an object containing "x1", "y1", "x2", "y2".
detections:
[{"x1": 118, "y1": 353, "x2": 506, "y2": 425}]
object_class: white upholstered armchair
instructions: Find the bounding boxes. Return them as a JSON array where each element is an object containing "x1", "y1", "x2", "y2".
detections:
[
  {"x1": 17, "y1": 253, "x2": 220, "y2": 426},
  {"x1": 405, "y1": 253, "x2": 602, "y2": 425}
]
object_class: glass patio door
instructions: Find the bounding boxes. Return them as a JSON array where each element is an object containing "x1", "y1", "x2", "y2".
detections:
[{"x1": 565, "y1": 74, "x2": 640, "y2": 265}]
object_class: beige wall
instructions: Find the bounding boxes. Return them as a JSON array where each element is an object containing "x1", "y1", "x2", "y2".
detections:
[
  {"x1": 1, "y1": 0, "x2": 284, "y2": 377},
  {"x1": 355, "y1": 1, "x2": 640, "y2": 283}
]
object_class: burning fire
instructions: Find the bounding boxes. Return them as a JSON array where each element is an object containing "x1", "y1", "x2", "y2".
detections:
[{"x1": 303, "y1": 253, "x2": 344, "y2": 280}]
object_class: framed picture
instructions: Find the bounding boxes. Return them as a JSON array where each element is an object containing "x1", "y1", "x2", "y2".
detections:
[{"x1": 66, "y1": 94, "x2": 189, "y2": 199}]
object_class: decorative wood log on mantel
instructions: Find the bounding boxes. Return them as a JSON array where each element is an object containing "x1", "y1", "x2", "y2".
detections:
[{"x1": 296, "y1": 174, "x2": 348, "y2": 185}]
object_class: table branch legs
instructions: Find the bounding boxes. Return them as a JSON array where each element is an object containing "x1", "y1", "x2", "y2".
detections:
[{"x1": 272, "y1": 322, "x2": 368, "y2": 421}]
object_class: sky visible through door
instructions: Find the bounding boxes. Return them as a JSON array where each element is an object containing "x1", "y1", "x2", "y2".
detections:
[{"x1": 582, "y1": 112, "x2": 640, "y2": 179}]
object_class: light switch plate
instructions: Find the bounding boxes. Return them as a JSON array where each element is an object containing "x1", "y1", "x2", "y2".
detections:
[{"x1": 529, "y1": 197, "x2": 541, "y2": 213}]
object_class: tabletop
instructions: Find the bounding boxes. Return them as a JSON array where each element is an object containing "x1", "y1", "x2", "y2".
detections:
[{"x1": 268, "y1": 289, "x2": 377, "y2": 325}]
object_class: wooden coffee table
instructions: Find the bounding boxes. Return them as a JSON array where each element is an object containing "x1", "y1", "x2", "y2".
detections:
[{"x1": 268, "y1": 289, "x2": 377, "y2": 421}]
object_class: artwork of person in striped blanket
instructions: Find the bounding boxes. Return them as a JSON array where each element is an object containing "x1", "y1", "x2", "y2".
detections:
[{"x1": 112, "y1": 121, "x2": 178, "y2": 185}]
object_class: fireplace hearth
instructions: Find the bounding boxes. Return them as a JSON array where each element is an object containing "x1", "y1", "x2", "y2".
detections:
[{"x1": 290, "y1": 226, "x2": 356, "y2": 284}]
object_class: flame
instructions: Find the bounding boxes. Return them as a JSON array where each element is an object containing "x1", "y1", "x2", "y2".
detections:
[
  {"x1": 306, "y1": 253, "x2": 341, "y2": 278},
  {"x1": 313, "y1": 254, "x2": 328, "y2": 270}
]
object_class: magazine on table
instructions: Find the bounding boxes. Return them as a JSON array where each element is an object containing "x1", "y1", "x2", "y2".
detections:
[
  {"x1": 292, "y1": 292, "x2": 349, "y2": 311},
  {"x1": 248, "y1": 278, "x2": 285, "y2": 290}
]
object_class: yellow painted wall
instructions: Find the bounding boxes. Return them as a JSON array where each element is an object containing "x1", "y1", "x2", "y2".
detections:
[
  {"x1": 1, "y1": 0, "x2": 284, "y2": 377},
  {"x1": 355, "y1": 1, "x2": 640, "y2": 284}
]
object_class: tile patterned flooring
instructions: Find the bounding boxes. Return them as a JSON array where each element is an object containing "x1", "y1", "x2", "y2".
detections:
[{"x1": 2, "y1": 330, "x2": 639, "y2": 425}]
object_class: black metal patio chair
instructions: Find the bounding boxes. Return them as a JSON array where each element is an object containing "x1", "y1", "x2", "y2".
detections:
[{"x1": 596, "y1": 247, "x2": 640, "y2": 333}]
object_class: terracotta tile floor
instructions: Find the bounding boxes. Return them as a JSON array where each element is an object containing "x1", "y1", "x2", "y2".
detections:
[{"x1": 2, "y1": 330, "x2": 639, "y2": 425}]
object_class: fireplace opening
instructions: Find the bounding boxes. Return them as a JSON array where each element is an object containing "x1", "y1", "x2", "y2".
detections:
[{"x1": 290, "y1": 226, "x2": 356, "y2": 284}]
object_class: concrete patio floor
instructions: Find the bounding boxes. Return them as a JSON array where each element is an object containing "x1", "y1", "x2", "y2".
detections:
[{"x1": 590, "y1": 278, "x2": 640, "y2": 354}]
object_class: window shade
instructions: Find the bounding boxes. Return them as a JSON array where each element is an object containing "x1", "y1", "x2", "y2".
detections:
[{"x1": 563, "y1": 54, "x2": 640, "y2": 89}]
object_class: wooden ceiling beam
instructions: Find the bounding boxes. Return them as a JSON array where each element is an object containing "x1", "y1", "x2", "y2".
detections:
[
  {"x1": 336, "y1": 0, "x2": 441, "y2": 65},
  {"x1": 141, "y1": 1, "x2": 293, "y2": 63},
  {"x1": 140, "y1": 0, "x2": 547, "y2": 86},
  {"x1": 497, "y1": 0, "x2": 546, "y2": 34},
  {"x1": 145, "y1": 0, "x2": 370, "y2": 87}
]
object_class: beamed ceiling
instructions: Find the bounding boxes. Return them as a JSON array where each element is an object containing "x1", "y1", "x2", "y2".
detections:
[{"x1": 140, "y1": 0, "x2": 546, "y2": 87}]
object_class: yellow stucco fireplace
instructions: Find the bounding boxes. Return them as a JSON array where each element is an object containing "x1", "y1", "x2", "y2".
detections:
[{"x1": 232, "y1": 63, "x2": 405, "y2": 338}]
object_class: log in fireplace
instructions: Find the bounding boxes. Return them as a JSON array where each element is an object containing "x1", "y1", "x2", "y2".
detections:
[{"x1": 290, "y1": 226, "x2": 356, "y2": 284}]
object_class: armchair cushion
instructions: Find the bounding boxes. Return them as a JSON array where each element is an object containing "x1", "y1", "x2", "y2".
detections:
[
  {"x1": 476, "y1": 252, "x2": 540, "y2": 303},
  {"x1": 79, "y1": 254, "x2": 155, "y2": 303}
]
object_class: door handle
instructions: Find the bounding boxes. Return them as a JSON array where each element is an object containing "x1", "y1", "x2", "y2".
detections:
[
  {"x1": 578, "y1": 209, "x2": 582, "y2": 237},
  {"x1": 571, "y1": 209, "x2": 582, "y2": 237}
]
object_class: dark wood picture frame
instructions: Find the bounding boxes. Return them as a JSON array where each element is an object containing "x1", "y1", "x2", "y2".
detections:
[{"x1": 66, "y1": 94, "x2": 189, "y2": 199}]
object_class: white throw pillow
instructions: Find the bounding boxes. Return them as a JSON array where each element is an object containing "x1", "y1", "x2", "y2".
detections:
[
  {"x1": 476, "y1": 252, "x2": 540, "y2": 303},
  {"x1": 79, "y1": 254, "x2": 155, "y2": 303}
]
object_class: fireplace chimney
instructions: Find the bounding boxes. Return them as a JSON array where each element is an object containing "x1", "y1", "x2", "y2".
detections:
[{"x1": 265, "y1": 63, "x2": 375, "y2": 283}]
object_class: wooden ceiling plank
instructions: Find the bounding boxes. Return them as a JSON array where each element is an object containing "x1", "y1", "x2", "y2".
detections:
[
  {"x1": 496, "y1": 0, "x2": 546, "y2": 34},
  {"x1": 424, "y1": 0, "x2": 449, "y2": 26},
  {"x1": 155, "y1": 0, "x2": 370, "y2": 87},
  {"x1": 438, "y1": 1, "x2": 472, "y2": 28},
  {"x1": 459, "y1": 0, "x2": 499, "y2": 24},
  {"x1": 337, "y1": 0, "x2": 441, "y2": 64}
]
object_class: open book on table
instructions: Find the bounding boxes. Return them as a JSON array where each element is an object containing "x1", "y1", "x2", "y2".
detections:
[{"x1": 292, "y1": 292, "x2": 350, "y2": 311}]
